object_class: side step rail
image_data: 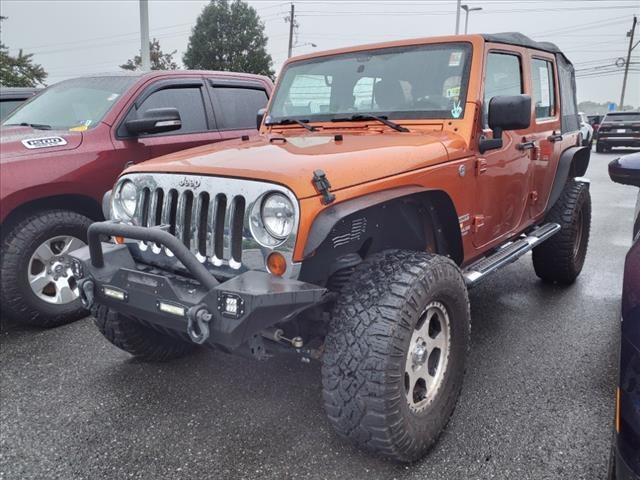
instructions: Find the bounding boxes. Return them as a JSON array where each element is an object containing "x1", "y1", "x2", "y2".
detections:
[{"x1": 463, "y1": 223, "x2": 561, "y2": 287}]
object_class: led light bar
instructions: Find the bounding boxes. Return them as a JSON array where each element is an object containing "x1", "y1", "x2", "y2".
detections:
[
  {"x1": 102, "y1": 286, "x2": 127, "y2": 301},
  {"x1": 158, "y1": 301, "x2": 186, "y2": 317}
]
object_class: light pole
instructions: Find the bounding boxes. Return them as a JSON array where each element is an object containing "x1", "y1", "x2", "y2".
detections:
[
  {"x1": 294, "y1": 42, "x2": 317, "y2": 49},
  {"x1": 139, "y1": 0, "x2": 151, "y2": 71},
  {"x1": 461, "y1": 5, "x2": 482, "y2": 34}
]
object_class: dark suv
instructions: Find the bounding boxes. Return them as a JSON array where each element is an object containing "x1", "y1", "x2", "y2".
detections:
[
  {"x1": 608, "y1": 152, "x2": 640, "y2": 480},
  {"x1": 0, "y1": 70, "x2": 273, "y2": 328},
  {"x1": 597, "y1": 112, "x2": 640, "y2": 152}
]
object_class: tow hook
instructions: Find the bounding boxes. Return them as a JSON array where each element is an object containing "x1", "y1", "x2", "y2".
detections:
[
  {"x1": 78, "y1": 279, "x2": 95, "y2": 309},
  {"x1": 186, "y1": 304, "x2": 213, "y2": 345},
  {"x1": 262, "y1": 328, "x2": 304, "y2": 348}
]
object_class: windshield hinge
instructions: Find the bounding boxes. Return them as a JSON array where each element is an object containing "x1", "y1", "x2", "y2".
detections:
[{"x1": 312, "y1": 170, "x2": 336, "y2": 205}]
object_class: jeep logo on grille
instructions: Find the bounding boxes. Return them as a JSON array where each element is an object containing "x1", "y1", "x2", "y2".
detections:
[{"x1": 178, "y1": 177, "x2": 201, "y2": 189}]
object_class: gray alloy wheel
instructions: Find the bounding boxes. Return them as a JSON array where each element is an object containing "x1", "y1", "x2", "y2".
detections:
[
  {"x1": 405, "y1": 300, "x2": 451, "y2": 412},
  {"x1": 27, "y1": 235, "x2": 86, "y2": 305}
]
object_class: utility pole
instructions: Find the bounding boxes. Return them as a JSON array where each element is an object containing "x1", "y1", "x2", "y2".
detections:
[
  {"x1": 455, "y1": 0, "x2": 461, "y2": 35},
  {"x1": 287, "y1": 3, "x2": 296, "y2": 58},
  {"x1": 139, "y1": 0, "x2": 151, "y2": 71},
  {"x1": 620, "y1": 15, "x2": 637, "y2": 110}
]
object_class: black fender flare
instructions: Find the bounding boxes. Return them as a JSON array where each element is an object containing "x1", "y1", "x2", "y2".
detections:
[
  {"x1": 546, "y1": 146, "x2": 590, "y2": 213},
  {"x1": 302, "y1": 186, "x2": 463, "y2": 264}
]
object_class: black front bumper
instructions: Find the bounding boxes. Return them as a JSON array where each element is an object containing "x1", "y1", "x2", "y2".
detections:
[{"x1": 71, "y1": 221, "x2": 326, "y2": 351}]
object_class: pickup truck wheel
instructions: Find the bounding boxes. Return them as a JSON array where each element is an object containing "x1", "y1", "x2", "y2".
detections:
[
  {"x1": 93, "y1": 305, "x2": 196, "y2": 361},
  {"x1": 0, "y1": 210, "x2": 91, "y2": 327},
  {"x1": 322, "y1": 250, "x2": 470, "y2": 463},
  {"x1": 532, "y1": 180, "x2": 591, "y2": 284}
]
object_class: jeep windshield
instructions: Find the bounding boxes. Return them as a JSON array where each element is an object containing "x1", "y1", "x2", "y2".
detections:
[
  {"x1": 268, "y1": 43, "x2": 472, "y2": 125},
  {"x1": 2, "y1": 76, "x2": 137, "y2": 131}
]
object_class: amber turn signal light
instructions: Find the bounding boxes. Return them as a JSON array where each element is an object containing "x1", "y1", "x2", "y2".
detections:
[
  {"x1": 267, "y1": 252, "x2": 287, "y2": 276},
  {"x1": 114, "y1": 236, "x2": 125, "y2": 244}
]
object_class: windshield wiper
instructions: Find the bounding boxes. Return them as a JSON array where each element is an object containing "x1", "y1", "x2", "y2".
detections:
[
  {"x1": 4, "y1": 122, "x2": 52, "y2": 130},
  {"x1": 331, "y1": 114, "x2": 409, "y2": 132},
  {"x1": 265, "y1": 118, "x2": 318, "y2": 132}
]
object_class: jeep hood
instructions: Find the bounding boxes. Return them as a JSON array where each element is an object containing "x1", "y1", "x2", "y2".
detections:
[
  {"x1": 0, "y1": 126, "x2": 83, "y2": 161},
  {"x1": 127, "y1": 131, "x2": 465, "y2": 199}
]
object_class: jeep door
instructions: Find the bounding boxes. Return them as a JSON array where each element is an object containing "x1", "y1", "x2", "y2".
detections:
[
  {"x1": 473, "y1": 47, "x2": 533, "y2": 248},
  {"x1": 112, "y1": 77, "x2": 222, "y2": 162},
  {"x1": 523, "y1": 52, "x2": 563, "y2": 220}
]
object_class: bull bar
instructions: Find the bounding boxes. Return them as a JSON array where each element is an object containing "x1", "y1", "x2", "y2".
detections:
[{"x1": 71, "y1": 221, "x2": 326, "y2": 351}]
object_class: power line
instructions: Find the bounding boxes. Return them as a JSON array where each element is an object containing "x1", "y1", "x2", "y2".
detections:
[
  {"x1": 294, "y1": 4, "x2": 638, "y2": 16},
  {"x1": 533, "y1": 15, "x2": 630, "y2": 36}
]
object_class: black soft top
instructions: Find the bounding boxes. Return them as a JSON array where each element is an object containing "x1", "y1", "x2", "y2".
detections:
[{"x1": 482, "y1": 32, "x2": 571, "y2": 65}]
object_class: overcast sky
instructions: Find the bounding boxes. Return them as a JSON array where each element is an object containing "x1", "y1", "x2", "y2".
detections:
[{"x1": 1, "y1": 0, "x2": 638, "y2": 106}]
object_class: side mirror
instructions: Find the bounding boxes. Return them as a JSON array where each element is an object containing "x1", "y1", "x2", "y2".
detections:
[
  {"x1": 256, "y1": 108, "x2": 266, "y2": 130},
  {"x1": 125, "y1": 107, "x2": 182, "y2": 135},
  {"x1": 479, "y1": 95, "x2": 531, "y2": 153},
  {"x1": 609, "y1": 154, "x2": 640, "y2": 187}
]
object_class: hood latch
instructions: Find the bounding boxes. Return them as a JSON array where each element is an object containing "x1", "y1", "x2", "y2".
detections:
[{"x1": 312, "y1": 169, "x2": 336, "y2": 205}]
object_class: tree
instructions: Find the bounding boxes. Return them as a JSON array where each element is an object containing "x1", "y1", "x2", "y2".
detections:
[
  {"x1": 0, "y1": 16, "x2": 47, "y2": 87},
  {"x1": 120, "y1": 38, "x2": 178, "y2": 71},
  {"x1": 183, "y1": 0, "x2": 274, "y2": 77}
]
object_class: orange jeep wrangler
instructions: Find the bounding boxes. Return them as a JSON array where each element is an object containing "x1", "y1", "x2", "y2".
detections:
[{"x1": 70, "y1": 33, "x2": 591, "y2": 462}]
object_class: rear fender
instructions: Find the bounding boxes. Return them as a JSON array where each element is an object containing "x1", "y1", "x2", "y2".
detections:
[{"x1": 546, "y1": 146, "x2": 591, "y2": 213}]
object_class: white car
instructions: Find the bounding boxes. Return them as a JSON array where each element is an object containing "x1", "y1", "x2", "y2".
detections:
[{"x1": 579, "y1": 112, "x2": 594, "y2": 147}]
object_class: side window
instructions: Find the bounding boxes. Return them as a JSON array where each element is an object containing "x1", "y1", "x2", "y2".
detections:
[
  {"x1": 137, "y1": 87, "x2": 208, "y2": 135},
  {"x1": 531, "y1": 58, "x2": 556, "y2": 119},
  {"x1": 483, "y1": 52, "x2": 523, "y2": 127},
  {"x1": 213, "y1": 87, "x2": 269, "y2": 130}
]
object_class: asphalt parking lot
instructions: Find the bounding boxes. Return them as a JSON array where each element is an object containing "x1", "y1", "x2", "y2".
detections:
[{"x1": 1, "y1": 150, "x2": 637, "y2": 480}]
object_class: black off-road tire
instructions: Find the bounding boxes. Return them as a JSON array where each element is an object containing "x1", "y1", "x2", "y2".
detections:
[
  {"x1": 0, "y1": 210, "x2": 92, "y2": 327},
  {"x1": 322, "y1": 250, "x2": 470, "y2": 463},
  {"x1": 93, "y1": 304, "x2": 196, "y2": 362},
  {"x1": 532, "y1": 180, "x2": 591, "y2": 284}
]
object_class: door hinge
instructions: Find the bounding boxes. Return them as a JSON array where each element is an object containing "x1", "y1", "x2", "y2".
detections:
[
  {"x1": 312, "y1": 169, "x2": 336, "y2": 205},
  {"x1": 472, "y1": 214, "x2": 485, "y2": 232},
  {"x1": 476, "y1": 158, "x2": 488, "y2": 176}
]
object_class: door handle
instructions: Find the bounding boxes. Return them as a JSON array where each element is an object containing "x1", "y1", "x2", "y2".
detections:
[
  {"x1": 516, "y1": 141, "x2": 536, "y2": 151},
  {"x1": 547, "y1": 134, "x2": 563, "y2": 142}
]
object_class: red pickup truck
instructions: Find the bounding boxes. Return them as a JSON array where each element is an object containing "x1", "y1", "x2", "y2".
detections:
[{"x1": 0, "y1": 70, "x2": 273, "y2": 327}]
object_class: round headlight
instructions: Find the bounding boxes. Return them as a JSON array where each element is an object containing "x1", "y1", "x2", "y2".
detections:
[
  {"x1": 115, "y1": 180, "x2": 137, "y2": 219},
  {"x1": 261, "y1": 193, "x2": 294, "y2": 240}
]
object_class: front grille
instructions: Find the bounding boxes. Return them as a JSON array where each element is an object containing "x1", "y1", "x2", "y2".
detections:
[
  {"x1": 138, "y1": 188, "x2": 246, "y2": 267},
  {"x1": 120, "y1": 173, "x2": 299, "y2": 274}
]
